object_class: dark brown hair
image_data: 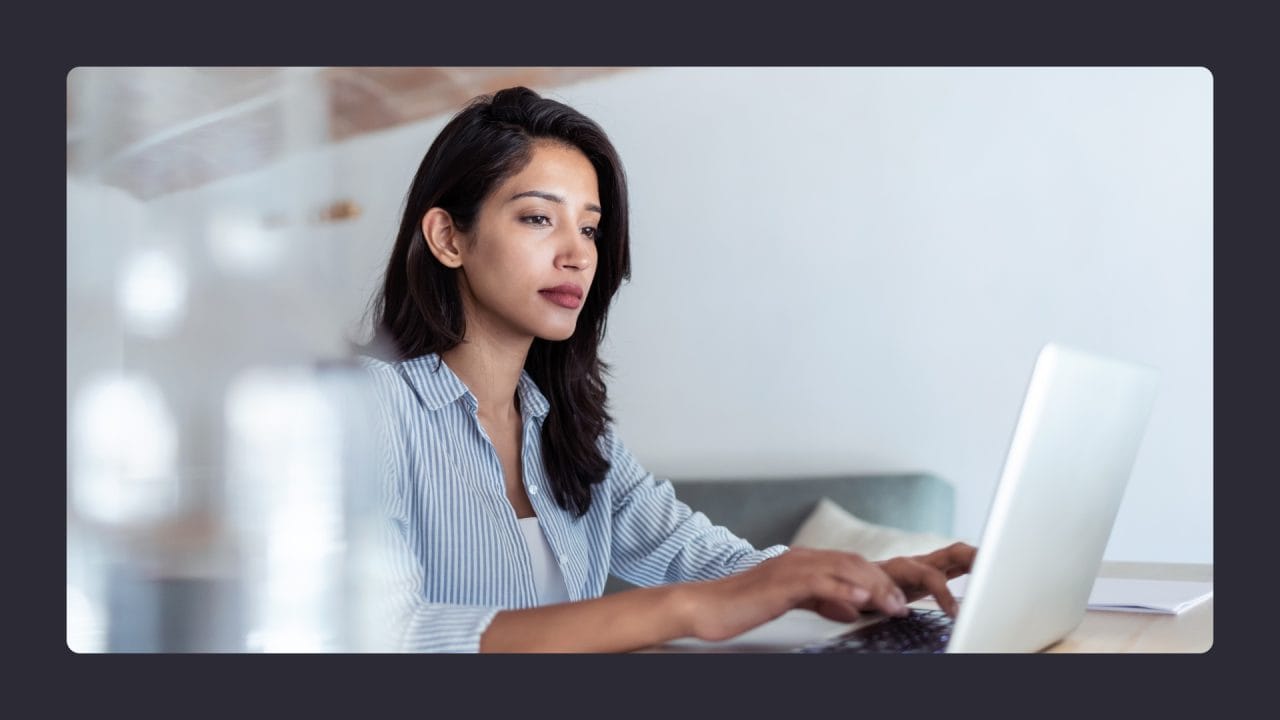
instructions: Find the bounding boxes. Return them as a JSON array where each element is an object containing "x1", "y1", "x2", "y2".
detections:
[{"x1": 366, "y1": 86, "x2": 630, "y2": 518}]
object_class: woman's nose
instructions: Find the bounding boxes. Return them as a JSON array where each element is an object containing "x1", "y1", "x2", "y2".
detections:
[{"x1": 557, "y1": 228, "x2": 594, "y2": 270}]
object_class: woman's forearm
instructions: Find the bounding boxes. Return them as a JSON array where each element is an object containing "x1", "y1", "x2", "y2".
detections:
[{"x1": 479, "y1": 583, "x2": 697, "y2": 653}]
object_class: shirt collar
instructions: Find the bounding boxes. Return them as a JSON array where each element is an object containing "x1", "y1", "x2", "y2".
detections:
[
  {"x1": 515, "y1": 369, "x2": 551, "y2": 420},
  {"x1": 398, "y1": 353, "x2": 550, "y2": 420}
]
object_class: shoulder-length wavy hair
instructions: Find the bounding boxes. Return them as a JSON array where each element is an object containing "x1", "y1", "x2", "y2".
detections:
[{"x1": 365, "y1": 86, "x2": 631, "y2": 518}]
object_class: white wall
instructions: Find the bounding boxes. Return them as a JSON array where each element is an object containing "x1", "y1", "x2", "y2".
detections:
[{"x1": 182, "y1": 67, "x2": 1214, "y2": 564}]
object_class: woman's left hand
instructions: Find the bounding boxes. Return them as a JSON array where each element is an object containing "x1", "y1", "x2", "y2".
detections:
[{"x1": 875, "y1": 542, "x2": 978, "y2": 617}]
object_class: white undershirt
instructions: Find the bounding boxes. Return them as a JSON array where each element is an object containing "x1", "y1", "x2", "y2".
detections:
[{"x1": 516, "y1": 517, "x2": 571, "y2": 605}]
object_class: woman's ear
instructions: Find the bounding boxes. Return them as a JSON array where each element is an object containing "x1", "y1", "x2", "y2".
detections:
[{"x1": 422, "y1": 207, "x2": 464, "y2": 268}]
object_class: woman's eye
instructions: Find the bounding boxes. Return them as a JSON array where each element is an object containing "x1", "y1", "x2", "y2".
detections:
[
  {"x1": 582, "y1": 227, "x2": 598, "y2": 241},
  {"x1": 522, "y1": 215, "x2": 551, "y2": 226}
]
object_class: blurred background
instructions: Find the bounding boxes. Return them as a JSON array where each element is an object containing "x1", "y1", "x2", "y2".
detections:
[{"x1": 66, "y1": 66, "x2": 1212, "y2": 652}]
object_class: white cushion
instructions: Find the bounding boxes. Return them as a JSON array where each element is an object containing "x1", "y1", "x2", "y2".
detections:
[{"x1": 789, "y1": 497, "x2": 957, "y2": 561}]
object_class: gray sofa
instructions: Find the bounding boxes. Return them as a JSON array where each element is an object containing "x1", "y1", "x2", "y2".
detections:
[{"x1": 604, "y1": 472, "x2": 954, "y2": 594}]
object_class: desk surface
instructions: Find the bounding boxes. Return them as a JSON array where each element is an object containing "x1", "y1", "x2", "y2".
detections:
[
  {"x1": 642, "y1": 561, "x2": 1212, "y2": 653},
  {"x1": 1046, "y1": 561, "x2": 1212, "y2": 653}
]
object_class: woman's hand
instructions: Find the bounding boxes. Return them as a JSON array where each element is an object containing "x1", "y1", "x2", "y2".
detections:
[
  {"x1": 875, "y1": 542, "x2": 978, "y2": 617},
  {"x1": 679, "y1": 548, "x2": 912, "y2": 642}
]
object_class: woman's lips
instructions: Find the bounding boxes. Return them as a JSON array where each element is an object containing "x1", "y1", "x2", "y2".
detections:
[{"x1": 539, "y1": 290, "x2": 582, "y2": 309}]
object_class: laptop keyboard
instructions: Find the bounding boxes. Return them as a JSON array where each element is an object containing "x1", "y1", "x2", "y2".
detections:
[{"x1": 796, "y1": 608, "x2": 954, "y2": 654}]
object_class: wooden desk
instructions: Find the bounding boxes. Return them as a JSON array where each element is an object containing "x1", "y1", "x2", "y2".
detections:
[
  {"x1": 1044, "y1": 561, "x2": 1212, "y2": 653},
  {"x1": 642, "y1": 561, "x2": 1212, "y2": 653}
]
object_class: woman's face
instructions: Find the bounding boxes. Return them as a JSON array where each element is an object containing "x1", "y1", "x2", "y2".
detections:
[{"x1": 454, "y1": 141, "x2": 601, "y2": 344}]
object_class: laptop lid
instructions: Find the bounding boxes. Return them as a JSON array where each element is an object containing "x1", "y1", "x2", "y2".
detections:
[{"x1": 945, "y1": 343, "x2": 1159, "y2": 652}]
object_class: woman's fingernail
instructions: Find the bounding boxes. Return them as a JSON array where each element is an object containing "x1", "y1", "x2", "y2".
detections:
[{"x1": 852, "y1": 587, "x2": 870, "y2": 603}]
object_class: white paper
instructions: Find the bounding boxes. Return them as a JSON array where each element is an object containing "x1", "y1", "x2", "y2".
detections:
[
  {"x1": 945, "y1": 576, "x2": 1213, "y2": 615},
  {"x1": 1083, "y1": 578, "x2": 1213, "y2": 614}
]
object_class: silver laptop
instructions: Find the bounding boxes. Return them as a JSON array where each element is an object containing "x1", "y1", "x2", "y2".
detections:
[{"x1": 797, "y1": 342, "x2": 1160, "y2": 653}]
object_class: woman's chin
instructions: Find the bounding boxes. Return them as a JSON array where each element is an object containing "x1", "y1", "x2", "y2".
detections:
[{"x1": 534, "y1": 321, "x2": 579, "y2": 343}]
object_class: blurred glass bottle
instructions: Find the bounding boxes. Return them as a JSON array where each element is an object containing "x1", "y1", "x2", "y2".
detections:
[{"x1": 67, "y1": 67, "x2": 389, "y2": 652}]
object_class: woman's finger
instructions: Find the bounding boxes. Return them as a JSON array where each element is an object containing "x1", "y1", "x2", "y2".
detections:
[
  {"x1": 912, "y1": 561, "x2": 961, "y2": 617},
  {"x1": 920, "y1": 542, "x2": 977, "y2": 578},
  {"x1": 836, "y1": 553, "x2": 907, "y2": 616}
]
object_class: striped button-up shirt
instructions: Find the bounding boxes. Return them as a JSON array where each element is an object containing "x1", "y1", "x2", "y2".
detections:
[{"x1": 362, "y1": 353, "x2": 788, "y2": 652}]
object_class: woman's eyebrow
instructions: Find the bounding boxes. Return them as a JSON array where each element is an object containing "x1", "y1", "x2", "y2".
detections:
[{"x1": 507, "y1": 190, "x2": 602, "y2": 215}]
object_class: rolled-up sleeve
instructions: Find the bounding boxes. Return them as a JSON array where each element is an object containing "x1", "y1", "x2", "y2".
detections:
[
  {"x1": 365, "y1": 360, "x2": 503, "y2": 653},
  {"x1": 376, "y1": 509, "x2": 501, "y2": 653},
  {"x1": 603, "y1": 428, "x2": 788, "y2": 587}
]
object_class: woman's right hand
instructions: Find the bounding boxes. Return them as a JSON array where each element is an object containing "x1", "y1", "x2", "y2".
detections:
[{"x1": 679, "y1": 548, "x2": 910, "y2": 642}]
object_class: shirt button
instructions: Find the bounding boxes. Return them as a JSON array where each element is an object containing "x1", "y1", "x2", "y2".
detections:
[
  {"x1": 559, "y1": 553, "x2": 568, "y2": 565},
  {"x1": 528, "y1": 484, "x2": 538, "y2": 496}
]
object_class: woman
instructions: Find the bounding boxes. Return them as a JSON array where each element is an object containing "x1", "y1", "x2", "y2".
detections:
[{"x1": 361, "y1": 86, "x2": 975, "y2": 652}]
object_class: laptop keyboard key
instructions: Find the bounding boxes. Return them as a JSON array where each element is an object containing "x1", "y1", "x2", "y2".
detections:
[{"x1": 797, "y1": 609, "x2": 954, "y2": 654}]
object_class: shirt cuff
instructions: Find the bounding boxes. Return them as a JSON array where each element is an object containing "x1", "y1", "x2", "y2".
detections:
[
  {"x1": 728, "y1": 543, "x2": 790, "y2": 574},
  {"x1": 401, "y1": 604, "x2": 504, "y2": 653}
]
